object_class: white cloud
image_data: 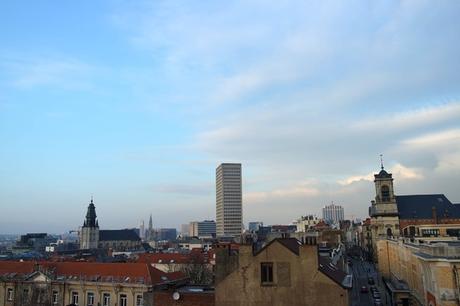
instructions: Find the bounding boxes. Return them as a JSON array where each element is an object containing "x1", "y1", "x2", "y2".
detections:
[
  {"x1": 391, "y1": 164, "x2": 424, "y2": 180},
  {"x1": 338, "y1": 173, "x2": 374, "y2": 186},
  {"x1": 401, "y1": 128, "x2": 460, "y2": 148},
  {"x1": 353, "y1": 102, "x2": 460, "y2": 133},
  {"x1": 245, "y1": 181, "x2": 320, "y2": 204},
  {"x1": 338, "y1": 163, "x2": 423, "y2": 186}
]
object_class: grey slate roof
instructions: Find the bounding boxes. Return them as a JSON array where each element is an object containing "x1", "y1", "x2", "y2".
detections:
[
  {"x1": 254, "y1": 238, "x2": 301, "y2": 256},
  {"x1": 374, "y1": 169, "x2": 392, "y2": 179},
  {"x1": 99, "y1": 230, "x2": 141, "y2": 241},
  {"x1": 396, "y1": 194, "x2": 460, "y2": 220},
  {"x1": 318, "y1": 256, "x2": 352, "y2": 289}
]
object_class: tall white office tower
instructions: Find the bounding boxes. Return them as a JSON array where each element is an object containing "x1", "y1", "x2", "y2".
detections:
[
  {"x1": 216, "y1": 163, "x2": 243, "y2": 237},
  {"x1": 139, "y1": 220, "x2": 145, "y2": 240},
  {"x1": 322, "y1": 202, "x2": 345, "y2": 225}
]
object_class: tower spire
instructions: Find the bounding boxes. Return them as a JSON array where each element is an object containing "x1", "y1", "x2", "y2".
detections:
[{"x1": 380, "y1": 154, "x2": 384, "y2": 170}]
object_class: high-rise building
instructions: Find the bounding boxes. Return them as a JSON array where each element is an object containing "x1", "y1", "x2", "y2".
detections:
[
  {"x1": 216, "y1": 163, "x2": 243, "y2": 237},
  {"x1": 248, "y1": 222, "x2": 263, "y2": 232},
  {"x1": 156, "y1": 228, "x2": 177, "y2": 241},
  {"x1": 139, "y1": 220, "x2": 145, "y2": 240},
  {"x1": 189, "y1": 220, "x2": 216, "y2": 238},
  {"x1": 322, "y1": 203, "x2": 344, "y2": 225},
  {"x1": 180, "y1": 224, "x2": 190, "y2": 236}
]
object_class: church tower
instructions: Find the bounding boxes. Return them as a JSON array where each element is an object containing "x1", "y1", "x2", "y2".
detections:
[
  {"x1": 369, "y1": 158, "x2": 400, "y2": 260},
  {"x1": 79, "y1": 198, "x2": 100, "y2": 249}
]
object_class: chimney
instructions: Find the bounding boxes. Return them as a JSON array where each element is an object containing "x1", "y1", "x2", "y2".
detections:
[{"x1": 432, "y1": 206, "x2": 438, "y2": 224}]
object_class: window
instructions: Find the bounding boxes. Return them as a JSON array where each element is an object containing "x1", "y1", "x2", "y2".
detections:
[
  {"x1": 447, "y1": 229, "x2": 460, "y2": 237},
  {"x1": 387, "y1": 228, "x2": 393, "y2": 237},
  {"x1": 136, "y1": 294, "x2": 143, "y2": 306},
  {"x1": 119, "y1": 294, "x2": 127, "y2": 306},
  {"x1": 103, "y1": 293, "x2": 110, "y2": 306},
  {"x1": 381, "y1": 185, "x2": 390, "y2": 201},
  {"x1": 72, "y1": 292, "x2": 79, "y2": 305},
  {"x1": 87, "y1": 292, "x2": 94, "y2": 306},
  {"x1": 23, "y1": 289, "x2": 29, "y2": 302},
  {"x1": 260, "y1": 262, "x2": 274, "y2": 285},
  {"x1": 52, "y1": 291, "x2": 58, "y2": 304},
  {"x1": 422, "y1": 229, "x2": 439, "y2": 237},
  {"x1": 7, "y1": 288, "x2": 14, "y2": 301}
]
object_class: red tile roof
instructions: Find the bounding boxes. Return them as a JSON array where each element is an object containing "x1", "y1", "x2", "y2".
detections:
[
  {"x1": 0, "y1": 261, "x2": 185, "y2": 285},
  {"x1": 0, "y1": 261, "x2": 35, "y2": 275},
  {"x1": 137, "y1": 252, "x2": 208, "y2": 264}
]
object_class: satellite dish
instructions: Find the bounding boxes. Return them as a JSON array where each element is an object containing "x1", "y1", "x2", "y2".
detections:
[{"x1": 172, "y1": 291, "x2": 180, "y2": 300}]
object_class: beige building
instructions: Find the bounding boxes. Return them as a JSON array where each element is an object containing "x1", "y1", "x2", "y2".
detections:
[
  {"x1": 294, "y1": 215, "x2": 320, "y2": 232},
  {"x1": 215, "y1": 238, "x2": 351, "y2": 306},
  {"x1": 369, "y1": 167, "x2": 400, "y2": 260},
  {"x1": 0, "y1": 261, "x2": 184, "y2": 306},
  {"x1": 377, "y1": 238, "x2": 460, "y2": 306}
]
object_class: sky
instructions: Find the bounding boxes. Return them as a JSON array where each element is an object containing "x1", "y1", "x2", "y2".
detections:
[{"x1": 0, "y1": 0, "x2": 460, "y2": 234}]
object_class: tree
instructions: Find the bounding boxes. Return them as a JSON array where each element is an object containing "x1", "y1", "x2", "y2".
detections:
[{"x1": 180, "y1": 252, "x2": 213, "y2": 285}]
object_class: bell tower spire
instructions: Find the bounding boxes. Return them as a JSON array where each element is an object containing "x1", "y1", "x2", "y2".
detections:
[
  {"x1": 80, "y1": 197, "x2": 100, "y2": 249},
  {"x1": 369, "y1": 158, "x2": 400, "y2": 260}
]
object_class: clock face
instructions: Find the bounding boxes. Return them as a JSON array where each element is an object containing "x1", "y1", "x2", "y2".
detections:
[{"x1": 172, "y1": 292, "x2": 180, "y2": 300}]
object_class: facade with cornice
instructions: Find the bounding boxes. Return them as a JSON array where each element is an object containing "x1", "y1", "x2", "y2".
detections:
[
  {"x1": 0, "y1": 261, "x2": 185, "y2": 306},
  {"x1": 369, "y1": 165, "x2": 460, "y2": 261}
]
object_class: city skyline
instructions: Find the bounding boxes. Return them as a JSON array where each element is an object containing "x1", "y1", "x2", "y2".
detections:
[{"x1": 1, "y1": 1, "x2": 460, "y2": 233}]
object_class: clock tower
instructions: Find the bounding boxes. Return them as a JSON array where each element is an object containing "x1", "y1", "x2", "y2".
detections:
[{"x1": 369, "y1": 159, "x2": 400, "y2": 260}]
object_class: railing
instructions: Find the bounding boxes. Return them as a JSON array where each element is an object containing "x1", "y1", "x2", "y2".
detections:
[{"x1": 369, "y1": 206, "x2": 398, "y2": 216}]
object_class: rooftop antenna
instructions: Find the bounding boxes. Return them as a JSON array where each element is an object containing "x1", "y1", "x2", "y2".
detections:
[
  {"x1": 91, "y1": 194, "x2": 94, "y2": 203},
  {"x1": 380, "y1": 154, "x2": 384, "y2": 170}
]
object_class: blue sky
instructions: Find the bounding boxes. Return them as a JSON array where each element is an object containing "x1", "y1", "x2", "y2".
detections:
[{"x1": 1, "y1": 0, "x2": 460, "y2": 233}]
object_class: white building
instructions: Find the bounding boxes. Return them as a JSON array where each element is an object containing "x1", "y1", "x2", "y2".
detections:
[
  {"x1": 139, "y1": 220, "x2": 145, "y2": 240},
  {"x1": 216, "y1": 163, "x2": 242, "y2": 237},
  {"x1": 294, "y1": 215, "x2": 320, "y2": 232},
  {"x1": 322, "y1": 203, "x2": 344, "y2": 225},
  {"x1": 189, "y1": 220, "x2": 216, "y2": 238}
]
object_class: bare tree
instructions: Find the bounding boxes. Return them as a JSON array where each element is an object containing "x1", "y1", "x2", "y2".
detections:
[
  {"x1": 180, "y1": 252, "x2": 213, "y2": 285},
  {"x1": 16, "y1": 281, "x2": 53, "y2": 306}
]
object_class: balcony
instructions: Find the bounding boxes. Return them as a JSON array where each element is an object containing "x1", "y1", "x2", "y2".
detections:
[{"x1": 369, "y1": 205, "x2": 398, "y2": 217}]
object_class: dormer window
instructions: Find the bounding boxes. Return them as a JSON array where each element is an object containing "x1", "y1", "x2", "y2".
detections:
[{"x1": 381, "y1": 185, "x2": 390, "y2": 202}]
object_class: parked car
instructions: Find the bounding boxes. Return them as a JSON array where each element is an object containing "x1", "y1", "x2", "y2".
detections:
[{"x1": 360, "y1": 286, "x2": 369, "y2": 293}]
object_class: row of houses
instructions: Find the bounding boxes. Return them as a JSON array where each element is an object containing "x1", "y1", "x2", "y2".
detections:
[{"x1": 0, "y1": 236, "x2": 351, "y2": 306}]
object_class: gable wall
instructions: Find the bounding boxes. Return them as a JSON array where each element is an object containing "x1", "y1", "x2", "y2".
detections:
[{"x1": 215, "y1": 241, "x2": 348, "y2": 306}]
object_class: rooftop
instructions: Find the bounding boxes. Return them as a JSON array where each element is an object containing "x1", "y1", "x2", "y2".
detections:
[
  {"x1": 0, "y1": 261, "x2": 185, "y2": 285},
  {"x1": 99, "y1": 229, "x2": 141, "y2": 241},
  {"x1": 396, "y1": 194, "x2": 460, "y2": 220}
]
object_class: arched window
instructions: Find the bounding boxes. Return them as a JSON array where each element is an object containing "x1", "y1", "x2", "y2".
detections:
[
  {"x1": 381, "y1": 185, "x2": 390, "y2": 201},
  {"x1": 387, "y1": 228, "x2": 392, "y2": 237},
  {"x1": 409, "y1": 226, "x2": 416, "y2": 237}
]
